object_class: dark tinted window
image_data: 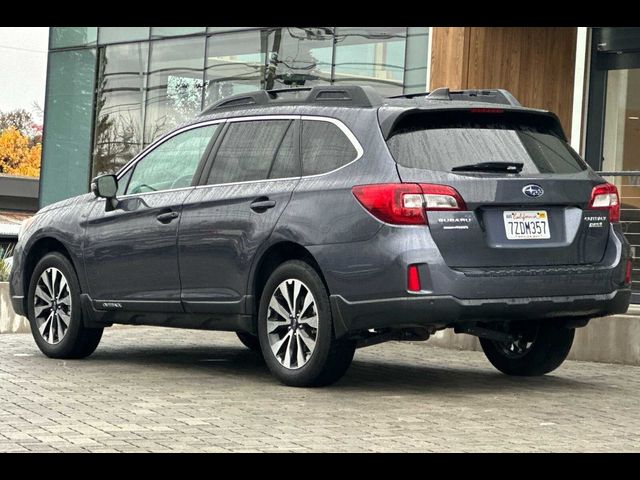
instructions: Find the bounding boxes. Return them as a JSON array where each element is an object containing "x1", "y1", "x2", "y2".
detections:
[
  {"x1": 207, "y1": 120, "x2": 294, "y2": 184},
  {"x1": 302, "y1": 121, "x2": 358, "y2": 176},
  {"x1": 387, "y1": 112, "x2": 587, "y2": 174},
  {"x1": 268, "y1": 123, "x2": 299, "y2": 179}
]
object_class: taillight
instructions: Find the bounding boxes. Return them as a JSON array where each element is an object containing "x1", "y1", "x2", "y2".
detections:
[
  {"x1": 589, "y1": 183, "x2": 620, "y2": 223},
  {"x1": 352, "y1": 183, "x2": 466, "y2": 225},
  {"x1": 625, "y1": 258, "x2": 632, "y2": 285},
  {"x1": 420, "y1": 184, "x2": 467, "y2": 211}
]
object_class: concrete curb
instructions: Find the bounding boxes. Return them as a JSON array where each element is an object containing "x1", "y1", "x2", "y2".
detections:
[{"x1": 0, "y1": 282, "x2": 30, "y2": 333}]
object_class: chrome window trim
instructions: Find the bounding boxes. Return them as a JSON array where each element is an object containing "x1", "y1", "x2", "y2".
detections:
[
  {"x1": 113, "y1": 114, "x2": 365, "y2": 199},
  {"x1": 115, "y1": 119, "x2": 227, "y2": 181},
  {"x1": 299, "y1": 115, "x2": 364, "y2": 166}
]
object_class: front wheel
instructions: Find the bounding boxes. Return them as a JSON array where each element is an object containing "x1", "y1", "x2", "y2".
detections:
[
  {"x1": 258, "y1": 260, "x2": 356, "y2": 387},
  {"x1": 480, "y1": 321, "x2": 575, "y2": 376},
  {"x1": 27, "y1": 252, "x2": 103, "y2": 359}
]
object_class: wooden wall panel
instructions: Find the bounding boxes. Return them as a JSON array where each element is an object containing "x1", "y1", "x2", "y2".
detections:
[
  {"x1": 430, "y1": 27, "x2": 577, "y2": 138},
  {"x1": 429, "y1": 27, "x2": 471, "y2": 91}
]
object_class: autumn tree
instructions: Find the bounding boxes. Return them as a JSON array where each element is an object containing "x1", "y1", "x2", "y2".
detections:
[
  {"x1": 0, "y1": 108, "x2": 42, "y2": 178},
  {"x1": 0, "y1": 127, "x2": 41, "y2": 177}
]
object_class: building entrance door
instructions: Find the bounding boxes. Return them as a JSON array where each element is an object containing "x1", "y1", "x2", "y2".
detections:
[{"x1": 586, "y1": 27, "x2": 640, "y2": 302}]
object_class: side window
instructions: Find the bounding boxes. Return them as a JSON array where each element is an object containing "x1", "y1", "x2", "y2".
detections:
[
  {"x1": 302, "y1": 120, "x2": 358, "y2": 176},
  {"x1": 116, "y1": 169, "x2": 132, "y2": 196},
  {"x1": 126, "y1": 124, "x2": 218, "y2": 195},
  {"x1": 268, "y1": 123, "x2": 299, "y2": 179},
  {"x1": 207, "y1": 120, "x2": 294, "y2": 185}
]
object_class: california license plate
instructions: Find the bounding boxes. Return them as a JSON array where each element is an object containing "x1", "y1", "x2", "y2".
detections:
[{"x1": 503, "y1": 210, "x2": 550, "y2": 240}]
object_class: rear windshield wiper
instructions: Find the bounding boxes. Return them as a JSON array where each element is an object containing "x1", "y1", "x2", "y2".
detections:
[{"x1": 451, "y1": 162, "x2": 524, "y2": 173}]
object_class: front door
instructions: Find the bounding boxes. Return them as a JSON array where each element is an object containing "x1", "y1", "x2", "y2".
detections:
[
  {"x1": 178, "y1": 118, "x2": 300, "y2": 314},
  {"x1": 83, "y1": 123, "x2": 221, "y2": 311}
]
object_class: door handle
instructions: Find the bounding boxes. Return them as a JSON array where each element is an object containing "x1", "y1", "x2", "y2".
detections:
[
  {"x1": 156, "y1": 211, "x2": 179, "y2": 224},
  {"x1": 250, "y1": 198, "x2": 276, "y2": 212}
]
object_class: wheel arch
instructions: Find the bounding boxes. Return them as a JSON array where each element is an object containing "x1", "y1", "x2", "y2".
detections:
[
  {"x1": 22, "y1": 236, "x2": 78, "y2": 313},
  {"x1": 249, "y1": 241, "x2": 329, "y2": 320}
]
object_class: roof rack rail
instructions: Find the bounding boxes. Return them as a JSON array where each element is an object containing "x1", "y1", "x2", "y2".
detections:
[
  {"x1": 425, "y1": 88, "x2": 521, "y2": 106},
  {"x1": 200, "y1": 85, "x2": 384, "y2": 115}
]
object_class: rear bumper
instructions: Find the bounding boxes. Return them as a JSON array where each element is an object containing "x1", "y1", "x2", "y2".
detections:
[{"x1": 330, "y1": 289, "x2": 631, "y2": 335}]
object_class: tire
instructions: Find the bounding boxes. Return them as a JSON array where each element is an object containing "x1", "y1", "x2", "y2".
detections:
[
  {"x1": 479, "y1": 321, "x2": 575, "y2": 376},
  {"x1": 27, "y1": 252, "x2": 103, "y2": 359},
  {"x1": 257, "y1": 260, "x2": 356, "y2": 387},
  {"x1": 236, "y1": 332, "x2": 261, "y2": 352}
]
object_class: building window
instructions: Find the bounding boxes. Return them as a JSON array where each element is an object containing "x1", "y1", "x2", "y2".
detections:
[
  {"x1": 98, "y1": 27, "x2": 150, "y2": 45},
  {"x1": 144, "y1": 36, "x2": 206, "y2": 144},
  {"x1": 50, "y1": 27, "x2": 97, "y2": 49},
  {"x1": 88, "y1": 27, "x2": 431, "y2": 179},
  {"x1": 333, "y1": 27, "x2": 407, "y2": 97},
  {"x1": 92, "y1": 42, "x2": 149, "y2": 177},
  {"x1": 205, "y1": 30, "x2": 264, "y2": 107},
  {"x1": 151, "y1": 27, "x2": 206, "y2": 39},
  {"x1": 262, "y1": 27, "x2": 333, "y2": 90},
  {"x1": 404, "y1": 27, "x2": 429, "y2": 94}
]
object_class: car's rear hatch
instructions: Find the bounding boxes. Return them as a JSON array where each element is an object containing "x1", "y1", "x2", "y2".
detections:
[{"x1": 384, "y1": 108, "x2": 612, "y2": 268}]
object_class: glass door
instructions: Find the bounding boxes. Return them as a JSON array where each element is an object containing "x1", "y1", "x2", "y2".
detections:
[
  {"x1": 600, "y1": 68, "x2": 640, "y2": 301},
  {"x1": 587, "y1": 28, "x2": 640, "y2": 302}
]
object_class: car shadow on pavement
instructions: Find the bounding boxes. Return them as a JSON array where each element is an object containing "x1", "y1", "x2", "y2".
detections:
[
  {"x1": 86, "y1": 342, "x2": 598, "y2": 394},
  {"x1": 337, "y1": 358, "x2": 596, "y2": 394}
]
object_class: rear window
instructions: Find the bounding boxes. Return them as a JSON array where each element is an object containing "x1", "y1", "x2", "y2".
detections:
[{"x1": 386, "y1": 111, "x2": 587, "y2": 174}]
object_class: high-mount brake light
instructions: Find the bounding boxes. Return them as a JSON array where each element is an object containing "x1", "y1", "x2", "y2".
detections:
[{"x1": 469, "y1": 108, "x2": 504, "y2": 113}]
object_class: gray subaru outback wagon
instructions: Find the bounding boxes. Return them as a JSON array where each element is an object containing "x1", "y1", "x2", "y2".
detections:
[{"x1": 9, "y1": 86, "x2": 630, "y2": 387}]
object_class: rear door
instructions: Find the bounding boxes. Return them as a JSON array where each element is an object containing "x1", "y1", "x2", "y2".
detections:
[
  {"x1": 386, "y1": 109, "x2": 610, "y2": 268},
  {"x1": 178, "y1": 117, "x2": 300, "y2": 314}
]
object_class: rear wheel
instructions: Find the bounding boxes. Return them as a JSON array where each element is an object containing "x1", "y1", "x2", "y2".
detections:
[
  {"x1": 27, "y1": 252, "x2": 103, "y2": 359},
  {"x1": 258, "y1": 260, "x2": 356, "y2": 387},
  {"x1": 479, "y1": 321, "x2": 574, "y2": 376}
]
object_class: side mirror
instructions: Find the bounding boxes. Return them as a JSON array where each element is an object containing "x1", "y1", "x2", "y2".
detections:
[
  {"x1": 91, "y1": 174, "x2": 118, "y2": 199},
  {"x1": 91, "y1": 174, "x2": 118, "y2": 211}
]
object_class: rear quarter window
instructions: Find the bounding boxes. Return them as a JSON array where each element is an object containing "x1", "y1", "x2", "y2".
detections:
[{"x1": 302, "y1": 120, "x2": 358, "y2": 176}]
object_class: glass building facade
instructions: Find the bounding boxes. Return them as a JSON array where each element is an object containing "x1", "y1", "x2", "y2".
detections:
[{"x1": 42, "y1": 26, "x2": 430, "y2": 206}]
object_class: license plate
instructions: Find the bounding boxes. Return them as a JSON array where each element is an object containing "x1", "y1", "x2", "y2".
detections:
[{"x1": 503, "y1": 210, "x2": 550, "y2": 240}]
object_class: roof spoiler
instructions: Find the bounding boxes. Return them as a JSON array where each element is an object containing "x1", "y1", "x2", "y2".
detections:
[{"x1": 389, "y1": 88, "x2": 521, "y2": 106}]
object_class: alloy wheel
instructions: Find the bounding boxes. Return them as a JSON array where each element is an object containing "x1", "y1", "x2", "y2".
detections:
[
  {"x1": 495, "y1": 334, "x2": 536, "y2": 359},
  {"x1": 33, "y1": 267, "x2": 72, "y2": 344},
  {"x1": 266, "y1": 279, "x2": 318, "y2": 369}
]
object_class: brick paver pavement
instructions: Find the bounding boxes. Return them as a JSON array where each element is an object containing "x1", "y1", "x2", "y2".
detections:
[{"x1": 1, "y1": 326, "x2": 639, "y2": 452}]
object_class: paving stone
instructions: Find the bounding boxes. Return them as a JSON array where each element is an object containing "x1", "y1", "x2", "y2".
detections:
[{"x1": 0, "y1": 327, "x2": 639, "y2": 452}]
